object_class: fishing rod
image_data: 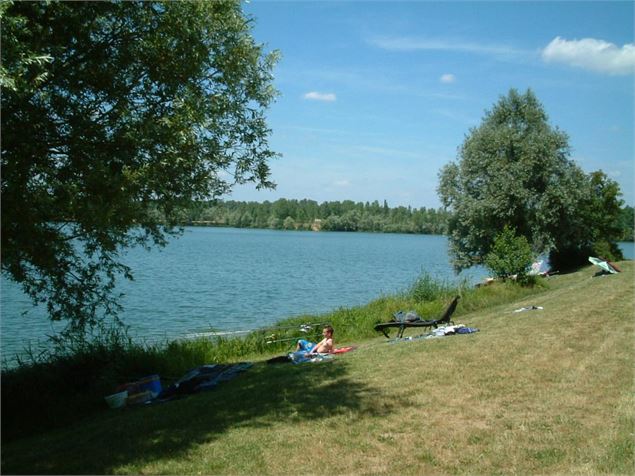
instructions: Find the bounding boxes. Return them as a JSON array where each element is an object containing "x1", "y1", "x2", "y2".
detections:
[
  {"x1": 260, "y1": 322, "x2": 330, "y2": 332},
  {"x1": 183, "y1": 329, "x2": 253, "y2": 339},
  {"x1": 185, "y1": 322, "x2": 330, "y2": 343},
  {"x1": 265, "y1": 336, "x2": 307, "y2": 344},
  {"x1": 263, "y1": 322, "x2": 331, "y2": 344}
]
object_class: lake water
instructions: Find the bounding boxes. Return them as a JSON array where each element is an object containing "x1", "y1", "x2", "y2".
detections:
[{"x1": 1, "y1": 227, "x2": 633, "y2": 363}]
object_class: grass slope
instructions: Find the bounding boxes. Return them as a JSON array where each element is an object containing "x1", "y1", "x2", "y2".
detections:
[{"x1": 2, "y1": 263, "x2": 633, "y2": 475}]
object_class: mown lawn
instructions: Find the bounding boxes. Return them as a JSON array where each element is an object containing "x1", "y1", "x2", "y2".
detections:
[{"x1": 2, "y1": 262, "x2": 633, "y2": 475}]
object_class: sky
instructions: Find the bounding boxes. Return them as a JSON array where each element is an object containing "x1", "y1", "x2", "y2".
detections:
[{"x1": 229, "y1": 1, "x2": 635, "y2": 208}]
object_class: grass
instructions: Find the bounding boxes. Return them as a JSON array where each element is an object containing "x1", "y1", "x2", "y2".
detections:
[
  {"x1": 1, "y1": 262, "x2": 633, "y2": 474},
  {"x1": 1, "y1": 269, "x2": 543, "y2": 443}
]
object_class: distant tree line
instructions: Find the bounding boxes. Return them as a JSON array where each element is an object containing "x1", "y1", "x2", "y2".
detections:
[
  {"x1": 167, "y1": 199, "x2": 451, "y2": 234},
  {"x1": 165, "y1": 199, "x2": 634, "y2": 240}
]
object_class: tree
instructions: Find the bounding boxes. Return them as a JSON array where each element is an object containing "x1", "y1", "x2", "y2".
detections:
[
  {"x1": 548, "y1": 170, "x2": 624, "y2": 268},
  {"x1": 619, "y1": 205, "x2": 634, "y2": 242},
  {"x1": 438, "y1": 89, "x2": 623, "y2": 271},
  {"x1": 282, "y1": 216, "x2": 295, "y2": 230},
  {"x1": 1, "y1": 1, "x2": 279, "y2": 336},
  {"x1": 484, "y1": 226, "x2": 534, "y2": 284}
]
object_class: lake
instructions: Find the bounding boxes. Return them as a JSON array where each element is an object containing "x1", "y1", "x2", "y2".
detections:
[{"x1": 2, "y1": 227, "x2": 633, "y2": 364}]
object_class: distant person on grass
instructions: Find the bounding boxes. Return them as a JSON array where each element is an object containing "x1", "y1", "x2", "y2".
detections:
[{"x1": 295, "y1": 325, "x2": 334, "y2": 355}]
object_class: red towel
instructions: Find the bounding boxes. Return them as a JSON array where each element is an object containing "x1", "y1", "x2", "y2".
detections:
[{"x1": 333, "y1": 346, "x2": 356, "y2": 354}]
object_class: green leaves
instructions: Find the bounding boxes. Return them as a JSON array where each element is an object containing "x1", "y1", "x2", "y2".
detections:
[
  {"x1": 1, "y1": 0, "x2": 279, "y2": 337},
  {"x1": 438, "y1": 88, "x2": 624, "y2": 271},
  {"x1": 484, "y1": 226, "x2": 534, "y2": 284}
]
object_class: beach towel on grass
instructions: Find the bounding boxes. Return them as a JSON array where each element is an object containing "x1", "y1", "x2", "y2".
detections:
[
  {"x1": 267, "y1": 346, "x2": 357, "y2": 365},
  {"x1": 288, "y1": 352, "x2": 334, "y2": 364},
  {"x1": 389, "y1": 325, "x2": 479, "y2": 342},
  {"x1": 333, "y1": 346, "x2": 357, "y2": 354},
  {"x1": 158, "y1": 363, "x2": 252, "y2": 399}
]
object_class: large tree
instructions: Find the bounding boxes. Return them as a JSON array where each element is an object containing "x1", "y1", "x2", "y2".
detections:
[
  {"x1": 438, "y1": 88, "x2": 623, "y2": 271},
  {"x1": 619, "y1": 205, "x2": 634, "y2": 242},
  {"x1": 1, "y1": 1, "x2": 279, "y2": 336}
]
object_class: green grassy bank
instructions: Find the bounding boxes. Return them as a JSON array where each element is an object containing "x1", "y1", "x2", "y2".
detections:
[
  {"x1": 1, "y1": 270, "x2": 542, "y2": 443},
  {"x1": 2, "y1": 263, "x2": 633, "y2": 474}
]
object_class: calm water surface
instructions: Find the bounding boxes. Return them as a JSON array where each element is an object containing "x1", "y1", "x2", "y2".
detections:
[{"x1": 2, "y1": 227, "x2": 633, "y2": 363}]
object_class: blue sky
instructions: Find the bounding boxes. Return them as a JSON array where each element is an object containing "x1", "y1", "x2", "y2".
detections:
[{"x1": 230, "y1": 1, "x2": 634, "y2": 208}]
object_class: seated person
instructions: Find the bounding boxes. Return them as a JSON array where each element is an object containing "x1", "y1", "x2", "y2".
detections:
[{"x1": 295, "y1": 325, "x2": 334, "y2": 355}]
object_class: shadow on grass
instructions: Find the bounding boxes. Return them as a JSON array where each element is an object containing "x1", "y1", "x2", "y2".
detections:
[{"x1": 2, "y1": 359, "x2": 395, "y2": 474}]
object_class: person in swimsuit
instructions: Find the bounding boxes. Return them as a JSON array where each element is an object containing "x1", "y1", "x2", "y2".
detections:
[{"x1": 295, "y1": 325, "x2": 334, "y2": 355}]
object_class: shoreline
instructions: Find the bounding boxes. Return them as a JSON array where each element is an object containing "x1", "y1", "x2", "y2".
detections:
[{"x1": 2, "y1": 261, "x2": 633, "y2": 474}]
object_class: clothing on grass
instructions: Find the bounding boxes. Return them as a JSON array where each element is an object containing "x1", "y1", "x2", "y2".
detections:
[
  {"x1": 296, "y1": 339, "x2": 316, "y2": 352},
  {"x1": 389, "y1": 324, "x2": 479, "y2": 343}
]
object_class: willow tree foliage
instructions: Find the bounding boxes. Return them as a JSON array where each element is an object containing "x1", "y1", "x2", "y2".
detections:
[
  {"x1": 484, "y1": 226, "x2": 534, "y2": 283},
  {"x1": 1, "y1": 1, "x2": 279, "y2": 336},
  {"x1": 438, "y1": 89, "x2": 623, "y2": 271}
]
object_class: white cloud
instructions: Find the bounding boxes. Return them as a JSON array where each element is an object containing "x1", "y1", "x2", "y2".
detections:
[
  {"x1": 542, "y1": 37, "x2": 635, "y2": 75},
  {"x1": 333, "y1": 179, "x2": 350, "y2": 187},
  {"x1": 369, "y1": 36, "x2": 526, "y2": 59},
  {"x1": 303, "y1": 91, "x2": 337, "y2": 102},
  {"x1": 349, "y1": 145, "x2": 423, "y2": 160},
  {"x1": 440, "y1": 73, "x2": 456, "y2": 84},
  {"x1": 433, "y1": 108, "x2": 478, "y2": 126}
]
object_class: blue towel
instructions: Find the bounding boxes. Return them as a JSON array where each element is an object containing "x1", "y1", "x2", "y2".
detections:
[{"x1": 456, "y1": 327, "x2": 479, "y2": 334}]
